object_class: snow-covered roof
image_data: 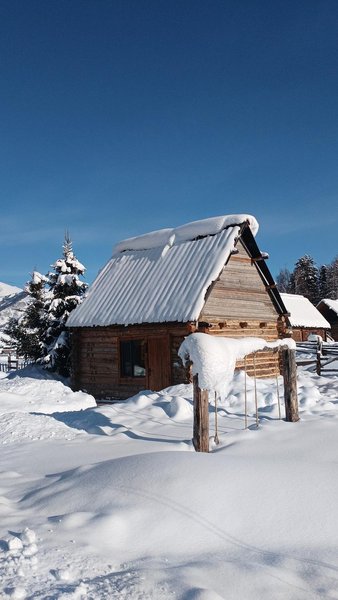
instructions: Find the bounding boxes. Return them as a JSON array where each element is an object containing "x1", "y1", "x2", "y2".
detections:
[
  {"x1": 281, "y1": 294, "x2": 331, "y2": 329},
  {"x1": 67, "y1": 214, "x2": 258, "y2": 327},
  {"x1": 318, "y1": 299, "x2": 338, "y2": 316}
]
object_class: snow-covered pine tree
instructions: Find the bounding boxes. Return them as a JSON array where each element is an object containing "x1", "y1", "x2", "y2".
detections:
[
  {"x1": 293, "y1": 255, "x2": 319, "y2": 305},
  {"x1": 44, "y1": 233, "x2": 87, "y2": 376},
  {"x1": 5, "y1": 271, "x2": 49, "y2": 360}
]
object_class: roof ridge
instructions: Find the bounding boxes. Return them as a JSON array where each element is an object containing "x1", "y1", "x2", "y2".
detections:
[{"x1": 113, "y1": 214, "x2": 259, "y2": 255}]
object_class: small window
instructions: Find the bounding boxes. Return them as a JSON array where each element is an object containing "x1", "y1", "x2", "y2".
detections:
[{"x1": 120, "y1": 340, "x2": 146, "y2": 377}]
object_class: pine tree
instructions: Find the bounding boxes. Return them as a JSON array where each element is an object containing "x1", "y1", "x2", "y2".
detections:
[
  {"x1": 276, "y1": 268, "x2": 293, "y2": 293},
  {"x1": 288, "y1": 272, "x2": 296, "y2": 294},
  {"x1": 326, "y1": 257, "x2": 338, "y2": 299},
  {"x1": 293, "y1": 255, "x2": 319, "y2": 305},
  {"x1": 5, "y1": 271, "x2": 48, "y2": 360},
  {"x1": 43, "y1": 233, "x2": 87, "y2": 376},
  {"x1": 318, "y1": 265, "x2": 331, "y2": 300}
]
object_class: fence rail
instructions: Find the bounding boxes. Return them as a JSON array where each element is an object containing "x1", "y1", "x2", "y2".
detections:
[
  {"x1": 0, "y1": 356, "x2": 30, "y2": 373},
  {"x1": 296, "y1": 341, "x2": 338, "y2": 375}
]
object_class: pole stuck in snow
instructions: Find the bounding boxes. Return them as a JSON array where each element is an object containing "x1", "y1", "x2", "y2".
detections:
[
  {"x1": 244, "y1": 356, "x2": 248, "y2": 429},
  {"x1": 214, "y1": 391, "x2": 219, "y2": 445},
  {"x1": 275, "y1": 368, "x2": 281, "y2": 420},
  {"x1": 253, "y1": 353, "x2": 259, "y2": 428}
]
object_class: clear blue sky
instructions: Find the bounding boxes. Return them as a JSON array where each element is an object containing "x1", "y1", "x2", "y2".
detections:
[{"x1": 1, "y1": 0, "x2": 338, "y2": 288}]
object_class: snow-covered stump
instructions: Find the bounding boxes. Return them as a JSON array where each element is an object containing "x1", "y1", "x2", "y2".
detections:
[
  {"x1": 281, "y1": 348, "x2": 299, "y2": 422},
  {"x1": 193, "y1": 374, "x2": 209, "y2": 452}
]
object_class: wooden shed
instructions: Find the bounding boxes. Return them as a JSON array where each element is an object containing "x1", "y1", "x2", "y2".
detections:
[
  {"x1": 316, "y1": 299, "x2": 338, "y2": 341},
  {"x1": 67, "y1": 214, "x2": 290, "y2": 400},
  {"x1": 280, "y1": 293, "x2": 331, "y2": 342}
]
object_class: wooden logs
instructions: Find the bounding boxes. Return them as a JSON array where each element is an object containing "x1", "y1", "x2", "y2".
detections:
[
  {"x1": 281, "y1": 348, "x2": 299, "y2": 422},
  {"x1": 193, "y1": 374, "x2": 209, "y2": 452}
]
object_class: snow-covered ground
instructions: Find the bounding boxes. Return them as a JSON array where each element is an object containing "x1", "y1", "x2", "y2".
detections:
[{"x1": 1, "y1": 366, "x2": 338, "y2": 599}]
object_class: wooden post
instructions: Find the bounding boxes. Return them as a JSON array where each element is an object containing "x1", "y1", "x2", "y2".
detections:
[
  {"x1": 193, "y1": 374, "x2": 209, "y2": 452},
  {"x1": 316, "y1": 340, "x2": 322, "y2": 376},
  {"x1": 281, "y1": 348, "x2": 299, "y2": 422}
]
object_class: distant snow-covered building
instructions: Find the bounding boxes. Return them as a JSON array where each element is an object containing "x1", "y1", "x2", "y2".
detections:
[
  {"x1": 280, "y1": 293, "x2": 331, "y2": 342},
  {"x1": 316, "y1": 299, "x2": 338, "y2": 341},
  {"x1": 67, "y1": 214, "x2": 289, "y2": 399}
]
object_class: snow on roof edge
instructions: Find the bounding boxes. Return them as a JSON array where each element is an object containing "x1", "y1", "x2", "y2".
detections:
[
  {"x1": 113, "y1": 214, "x2": 259, "y2": 254},
  {"x1": 319, "y1": 298, "x2": 338, "y2": 316}
]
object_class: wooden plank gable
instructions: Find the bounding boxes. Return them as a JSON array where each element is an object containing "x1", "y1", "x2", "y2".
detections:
[{"x1": 200, "y1": 240, "x2": 278, "y2": 322}]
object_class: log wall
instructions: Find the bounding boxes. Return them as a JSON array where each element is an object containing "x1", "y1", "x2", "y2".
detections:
[
  {"x1": 290, "y1": 327, "x2": 328, "y2": 342},
  {"x1": 331, "y1": 322, "x2": 338, "y2": 341},
  {"x1": 70, "y1": 323, "x2": 190, "y2": 400}
]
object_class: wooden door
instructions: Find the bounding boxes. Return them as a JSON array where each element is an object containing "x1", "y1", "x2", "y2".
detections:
[{"x1": 147, "y1": 336, "x2": 171, "y2": 391}]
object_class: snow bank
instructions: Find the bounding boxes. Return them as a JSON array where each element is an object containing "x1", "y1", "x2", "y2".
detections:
[
  {"x1": 0, "y1": 366, "x2": 96, "y2": 415},
  {"x1": 179, "y1": 333, "x2": 295, "y2": 396}
]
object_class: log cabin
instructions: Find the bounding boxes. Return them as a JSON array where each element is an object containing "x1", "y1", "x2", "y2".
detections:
[
  {"x1": 280, "y1": 293, "x2": 331, "y2": 342},
  {"x1": 67, "y1": 214, "x2": 290, "y2": 400},
  {"x1": 316, "y1": 299, "x2": 338, "y2": 341}
]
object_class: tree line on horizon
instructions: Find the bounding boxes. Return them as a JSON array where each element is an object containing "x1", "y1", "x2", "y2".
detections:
[{"x1": 276, "y1": 254, "x2": 338, "y2": 307}]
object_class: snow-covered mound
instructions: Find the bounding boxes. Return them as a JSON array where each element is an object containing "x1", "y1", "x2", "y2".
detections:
[{"x1": 0, "y1": 365, "x2": 96, "y2": 415}]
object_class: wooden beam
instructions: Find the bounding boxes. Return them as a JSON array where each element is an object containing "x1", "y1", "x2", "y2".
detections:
[
  {"x1": 193, "y1": 375, "x2": 209, "y2": 452},
  {"x1": 265, "y1": 283, "x2": 277, "y2": 290},
  {"x1": 281, "y1": 348, "x2": 299, "y2": 422}
]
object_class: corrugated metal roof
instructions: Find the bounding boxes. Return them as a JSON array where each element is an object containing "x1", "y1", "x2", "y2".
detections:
[
  {"x1": 67, "y1": 225, "x2": 240, "y2": 327},
  {"x1": 281, "y1": 294, "x2": 330, "y2": 329}
]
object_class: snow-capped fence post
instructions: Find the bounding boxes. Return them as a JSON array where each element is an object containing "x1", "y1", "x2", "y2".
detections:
[
  {"x1": 281, "y1": 348, "x2": 299, "y2": 422},
  {"x1": 193, "y1": 374, "x2": 209, "y2": 452}
]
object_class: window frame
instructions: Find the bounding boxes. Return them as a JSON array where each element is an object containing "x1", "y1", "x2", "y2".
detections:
[{"x1": 119, "y1": 338, "x2": 147, "y2": 379}]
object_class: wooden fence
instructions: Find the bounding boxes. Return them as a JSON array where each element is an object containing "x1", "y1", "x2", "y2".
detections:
[
  {"x1": 0, "y1": 356, "x2": 30, "y2": 373},
  {"x1": 296, "y1": 341, "x2": 338, "y2": 375}
]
